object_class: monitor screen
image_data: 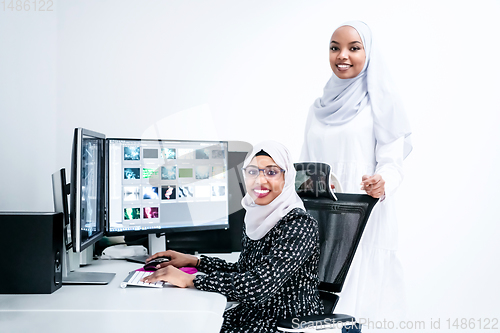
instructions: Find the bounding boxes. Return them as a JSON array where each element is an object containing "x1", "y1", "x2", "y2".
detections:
[
  {"x1": 163, "y1": 149, "x2": 250, "y2": 254},
  {"x1": 106, "y1": 139, "x2": 230, "y2": 236},
  {"x1": 70, "y1": 128, "x2": 106, "y2": 252}
]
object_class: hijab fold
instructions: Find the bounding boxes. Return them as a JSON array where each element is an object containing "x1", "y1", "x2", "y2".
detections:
[
  {"x1": 311, "y1": 20, "x2": 413, "y2": 158},
  {"x1": 241, "y1": 141, "x2": 305, "y2": 240}
]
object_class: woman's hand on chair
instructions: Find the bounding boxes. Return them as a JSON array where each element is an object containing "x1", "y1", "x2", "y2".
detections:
[{"x1": 360, "y1": 174, "x2": 385, "y2": 198}]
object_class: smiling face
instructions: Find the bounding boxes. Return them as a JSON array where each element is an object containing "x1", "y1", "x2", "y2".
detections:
[
  {"x1": 329, "y1": 25, "x2": 366, "y2": 79},
  {"x1": 244, "y1": 155, "x2": 285, "y2": 206}
]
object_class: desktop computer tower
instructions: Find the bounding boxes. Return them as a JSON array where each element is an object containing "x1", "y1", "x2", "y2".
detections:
[{"x1": 0, "y1": 212, "x2": 63, "y2": 294}]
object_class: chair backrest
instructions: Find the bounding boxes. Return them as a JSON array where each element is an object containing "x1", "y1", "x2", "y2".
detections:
[
  {"x1": 294, "y1": 163, "x2": 378, "y2": 313},
  {"x1": 303, "y1": 194, "x2": 377, "y2": 291}
]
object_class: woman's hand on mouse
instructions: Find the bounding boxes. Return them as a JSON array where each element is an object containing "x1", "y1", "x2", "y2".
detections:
[
  {"x1": 141, "y1": 266, "x2": 195, "y2": 288},
  {"x1": 146, "y1": 250, "x2": 198, "y2": 269},
  {"x1": 360, "y1": 174, "x2": 385, "y2": 198}
]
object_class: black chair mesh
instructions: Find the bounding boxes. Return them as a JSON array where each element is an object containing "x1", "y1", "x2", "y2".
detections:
[{"x1": 302, "y1": 194, "x2": 377, "y2": 296}]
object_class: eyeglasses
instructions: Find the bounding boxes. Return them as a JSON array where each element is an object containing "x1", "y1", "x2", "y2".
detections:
[{"x1": 242, "y1": 166, "x2": 285, "y2": 179}]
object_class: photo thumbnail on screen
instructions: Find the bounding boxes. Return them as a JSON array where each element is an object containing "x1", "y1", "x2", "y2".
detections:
[
  {"x1": 143, "y1": 187, "x2": 159, "y2": 200},
  {"x1": 179, "y1": 168, "x2": 193, "y2": 178},
  {"x1": 161, "y1": 148, "x2": 176, "y2": 160},
  {"x1": 143, "y1": 149, "x2": 158, "y2": 159},
  {"x1": 195, "y1": 186, "x2": 211, "y2": 198},
  {"x1": 162, "y1": 185, "x2": 176, "y2": 200},
  {"x1": 195, "y1": 166, "x2": 210, "y2": 180},
  {"x1": 212, "y1": 166, "x2": 226, "y2": 179},
  {"x1": 178, "y1": 148, "x2": 195, "y2": 159},
  {"x1": 196, "y1": 148, "x2": 210, "y2": 159},
  {"x1": 212, "y1": 150, "x2": 225, "y2": 159},
  {"x1": 161, "y1": 166, "x2": 176, "y2": 180},
  {"x1": 212, "y1": 185, "x2": 226, "y2": 197},
  {"x1": 124, "y1": 147, "x2": 140, "y2": 160},
  {"x1": 124, "y1": 168, "x2": 140, "y2": 180},
  {"x1": 124, "y1": 186, "x2": 140, "y2": 201},
  {"x1": 143, "y1": 207, "x2": 159, "y2": 219},
  {"x1": 142, "y1": 168, "x2": 159, "y2": 179},
  {"x1": 124, "y1": 208, "x2": 140, "y2": 220},
  {"x1": 178, "y1": 186, "x2": 194, "y2": 198}
]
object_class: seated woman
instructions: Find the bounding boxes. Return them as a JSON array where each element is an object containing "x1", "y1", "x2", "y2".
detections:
[{"x1": 143, "y1": 140, "x2": 324, "y2": 333}]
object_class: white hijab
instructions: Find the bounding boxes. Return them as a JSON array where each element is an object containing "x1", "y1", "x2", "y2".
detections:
[
  {"x1": 241, "y1": 141, "x2": 305, "y2": 240},
  {"x1": 312, "y1": 20, "x2": 413, "y2": 158}
]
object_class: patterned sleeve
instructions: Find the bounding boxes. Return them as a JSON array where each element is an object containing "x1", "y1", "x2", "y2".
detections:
[
  {"x1": 193, "y1": 212, "x2": 318, "y2": 306},
  {"x1": 196, "y1": 255, "x2": 240, "y2": 274}
]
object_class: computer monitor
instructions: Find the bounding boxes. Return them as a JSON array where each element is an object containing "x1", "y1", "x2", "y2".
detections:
[
  {"x1": 105, "y1": 138, "x2": 230, "y2": 237},
  {"x1": 70, "y1": 128, "x2": 106, "y2": 252},
  {"x1": 61, "y1": 128, "x2": 115, "y2": 284}
]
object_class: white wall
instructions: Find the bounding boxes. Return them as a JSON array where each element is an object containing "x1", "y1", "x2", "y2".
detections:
[
  {"x1": 0, "y1": 7, "x2": 57, "y2": 211},
  {"x1": 1, "y1": 0, "x2": 499, "y2": 331}
]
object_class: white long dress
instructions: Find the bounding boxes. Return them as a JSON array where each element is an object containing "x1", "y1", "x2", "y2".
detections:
[{"x1": 300, "y1": 102, "x2": 407, "y2": 322}]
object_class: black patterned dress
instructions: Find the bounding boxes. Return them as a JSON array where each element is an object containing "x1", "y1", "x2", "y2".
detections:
[{"x1": 193, "y1": 208, "x2": 324, "y2": 333}]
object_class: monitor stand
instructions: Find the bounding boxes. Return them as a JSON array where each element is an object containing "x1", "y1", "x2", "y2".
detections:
[
  {"x1": 148, "y1": 233, "x2": 167, "y2": 254},
  {"x1": 63, "y1": 271, "x2": 116, "y2": 285},
  {"x1": 62, "y1": 246, "x2": 115, "y2": 285}
]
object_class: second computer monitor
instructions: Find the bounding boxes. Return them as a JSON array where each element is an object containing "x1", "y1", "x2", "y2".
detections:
[
  {"x1": 70, "y1": 128, "x2": 106, "y2": 253},
  {"x1": 106, "y1": 139, "x2": 229, "y2": 236}
]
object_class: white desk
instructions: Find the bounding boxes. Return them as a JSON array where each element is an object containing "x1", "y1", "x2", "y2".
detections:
[{"x1": 0, "y1": 259, "x2": 228, "y2": 333}]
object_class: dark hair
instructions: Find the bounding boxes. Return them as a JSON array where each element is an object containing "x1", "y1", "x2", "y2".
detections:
[{"x1": 254, "y1": 149, "x2": 271, "y2": 157}]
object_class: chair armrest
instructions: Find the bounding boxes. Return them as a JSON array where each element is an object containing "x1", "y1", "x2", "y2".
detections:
[{"x1": 277, "y1": 313, "x2": 358, "y2": 332}]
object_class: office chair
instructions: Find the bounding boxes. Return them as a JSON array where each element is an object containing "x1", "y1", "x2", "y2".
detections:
[{"x1": 277, "y1": 163, "x2": 378, "y2": 332}]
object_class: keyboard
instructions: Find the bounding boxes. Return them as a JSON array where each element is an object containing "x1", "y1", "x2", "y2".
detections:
[{"x1": 120, "y1": 270, "x2": 165, "y2": 288}]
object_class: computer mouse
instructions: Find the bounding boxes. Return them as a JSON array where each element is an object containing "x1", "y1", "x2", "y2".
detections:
[{"x1": 143, "y1": 257, "x2": 170, "y2": 271}]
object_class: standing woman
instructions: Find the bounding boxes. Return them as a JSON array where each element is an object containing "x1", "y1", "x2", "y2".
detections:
[
  {"x1": 300, "y1": 21, "x2": 412, "y2": 321},
  {"x1": 144, "y1": 141, "x2": 324, "y2": 333}
]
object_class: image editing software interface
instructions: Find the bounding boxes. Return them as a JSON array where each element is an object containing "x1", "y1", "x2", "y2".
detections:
[{"x1": 107, "y1": 139, "x2": 229, "y2": 235}]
